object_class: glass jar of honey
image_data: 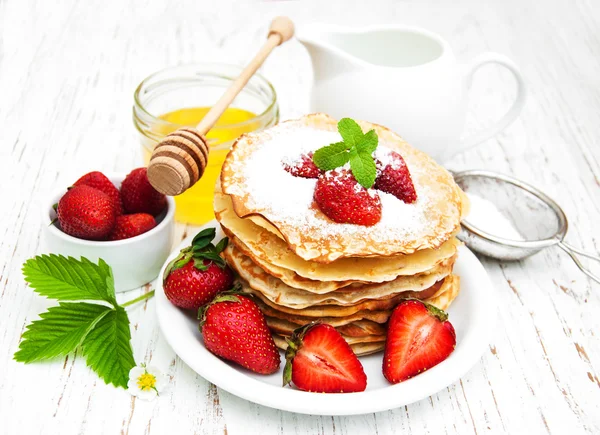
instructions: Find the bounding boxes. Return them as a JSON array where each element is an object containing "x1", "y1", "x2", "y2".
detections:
[{"x1": 133, "y1": 64, "x2": 279, "y2": 224}]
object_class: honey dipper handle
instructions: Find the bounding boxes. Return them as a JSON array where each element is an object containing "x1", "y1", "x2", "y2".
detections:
[
  {"x1": 196, "y1": 17, "x2": 294, "y2": 134},
  {"x1": 147, "y1": 17, "x2": 294, "y2": 196}
]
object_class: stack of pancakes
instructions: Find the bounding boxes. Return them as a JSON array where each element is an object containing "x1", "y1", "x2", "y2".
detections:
[{"x1": 215, "y1": 114, "x2": 468, "y2": 356}]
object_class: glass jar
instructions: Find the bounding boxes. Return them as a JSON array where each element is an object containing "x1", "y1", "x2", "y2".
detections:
[{"x1": 133, "y1": 64, "x2": 279, "y2": 224}]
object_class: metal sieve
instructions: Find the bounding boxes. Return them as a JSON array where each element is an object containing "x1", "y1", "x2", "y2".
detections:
[{"x1": 452, "y1": 170, "x2": 600, "y2": 284}]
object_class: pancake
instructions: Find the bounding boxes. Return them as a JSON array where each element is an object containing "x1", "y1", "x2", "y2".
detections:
[
  {"x1": 215, "y1": 190, "x2": 461, "y2": 284},
  {"x1": 220, "y1": 113, "x2": 467, "y2": 262},
  {"x1": 250, "y1": 274, "x2": 459, "y2": 323},
  {"x1": 266, "y1": 316, "x2": 386, "y2": 337},
  {"x1": 224, "y1": 242, "x2": 456, "y2": 308},
  {"x1": 272, "y1": 334, "x2": 385, "y2": 357}
]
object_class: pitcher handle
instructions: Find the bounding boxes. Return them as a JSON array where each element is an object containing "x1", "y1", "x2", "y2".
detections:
[{"x1": 460, "y1": 53, "x2": 527, "y2": 151}]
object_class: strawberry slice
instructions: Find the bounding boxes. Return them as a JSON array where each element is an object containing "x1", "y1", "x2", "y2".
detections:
[
  {"x1": 374, "y1": 151, "x2": 417, "y2": 204},
  {"x1": 283, "y1": 152, "x2": 321, "y2": 179},
  {"x1": 314, "y1": 169, "x2": 382, "y2": 226},
  {"x1": 284, "y1": 323, "x2": 367, "y2": 393},
  {"x1": 383, "y1": 300, "x2": 456, "y2": 383}
]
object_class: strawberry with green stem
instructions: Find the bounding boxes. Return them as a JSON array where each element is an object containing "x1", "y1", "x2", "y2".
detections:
[
  {"x1": 199, "y1": 290, "x2": 281, "y2": 375},
  {"x1": 163, "y1": 228, "x2": 234, "y2": 311}
]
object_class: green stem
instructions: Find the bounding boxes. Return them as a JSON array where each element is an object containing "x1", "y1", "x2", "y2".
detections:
[{"x1": 122, "y1": 290, "x2": 155, "y2": 308}]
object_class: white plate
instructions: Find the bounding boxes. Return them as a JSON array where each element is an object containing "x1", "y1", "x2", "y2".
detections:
[{"x1": 155, "y1": 222, "x2": 496, "y2": 416}]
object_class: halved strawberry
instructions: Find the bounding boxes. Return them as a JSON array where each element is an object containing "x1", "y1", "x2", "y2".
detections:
[
  {"x1": 284, "y1": 323, "x2": 367, "y2": 393},
  {"x1": 283, "y1": 152, "x2": 321, "y2": 179},
  {"x1": 314, "y1": 169, "x2": 382, "y2": 226},
  {"x1": 200, "y1": 293, "x2": 281, "y2": 375},
  {"x1": 383, "y1": 300, "x2": 456, "y2": 384},
  {"x1": 374, "y1": 151, "x2": 417, "y2": 204}
]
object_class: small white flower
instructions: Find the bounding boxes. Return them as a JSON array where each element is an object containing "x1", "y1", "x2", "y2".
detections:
[{"x1": 127, "y1": 364, "x2": 168, "y2": 401}]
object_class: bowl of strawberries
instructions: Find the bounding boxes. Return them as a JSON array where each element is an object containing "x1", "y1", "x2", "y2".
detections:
[{"x1": 43, "y1": 168, "x2": 175, "y2": 292}]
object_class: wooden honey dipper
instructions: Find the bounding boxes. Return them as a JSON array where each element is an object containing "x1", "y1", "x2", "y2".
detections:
[{"x1": 147, "y1": 16, "x2": 294, "y2": 196}]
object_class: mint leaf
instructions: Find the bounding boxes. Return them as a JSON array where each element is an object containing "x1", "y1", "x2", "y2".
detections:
[
  {"x1": 14, "y1": 303, "x2": 111, "y2": 363},
  {"x1": 337, "y1": 118, "x2": 364, "y2": 148},
  {"x1": 313, "y1": 141, "x2": 350, "y2": 171},
  {"x1": 349, "y1": 146, "x2": 377, "y2": 189},
  {"x1": 81, "y1": 306, "x2": 135, "y2": 388},
  {"x1": 357, "y1": 129, "x2": 378, "y2": 154},
  {"x1": 23, "y1": 255, "x2": 117, "y2": 306}
]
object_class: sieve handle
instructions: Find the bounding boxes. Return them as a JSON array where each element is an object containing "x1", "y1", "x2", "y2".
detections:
[{"x1": 558, "y1": 241, "x2": 600, "y2": 285}]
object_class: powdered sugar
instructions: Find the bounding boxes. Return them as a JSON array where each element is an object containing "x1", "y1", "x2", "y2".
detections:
[{"x1": 237, "y1": 124, "x2": 433, "y2": 244}]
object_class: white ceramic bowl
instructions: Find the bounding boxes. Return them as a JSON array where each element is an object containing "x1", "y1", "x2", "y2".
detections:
[{"x1": 42, "y1": 173, "x2": 175, "y2": 292}]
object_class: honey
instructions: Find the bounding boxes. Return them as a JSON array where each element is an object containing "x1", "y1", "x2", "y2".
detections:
[{"x1": 142, "y1": 107, "x2": 259, "y2": 224}]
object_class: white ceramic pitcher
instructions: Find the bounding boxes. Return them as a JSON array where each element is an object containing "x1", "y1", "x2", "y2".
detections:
[{"x1": 297, "y1": 24, "x2": 526, "y2": 162}]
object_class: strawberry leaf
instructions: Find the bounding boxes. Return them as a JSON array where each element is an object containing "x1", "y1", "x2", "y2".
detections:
[
  {"x1": 22, "y1": 255, "x2": 117, "y2": 306},
  {"x1": 214, "y1": 237, "x2": 229, "y2": 254},
  {"x1": 14, "y1": 303, "x2": 111, "y2": 363},
  {"x1": 197, "y1": 251, "x2": 226, "y2": 268},
  {"x1": 192, "y1": 228, "x2": 216, "y2": 250},
  {"x1": 192, "y1": 257, "x2": 209, "y2": 271},
  {"x1": 81, "y1": 306, "x2": 135, "y2": 388},
  {"x1": 312, "y1": 141, "x2": 350, "y2": 171}
]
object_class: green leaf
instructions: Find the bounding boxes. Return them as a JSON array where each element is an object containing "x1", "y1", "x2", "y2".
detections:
[
  {"x1": 197, "y1": 251, "x2": 226, "y2": 268},
  {"x1": 22, "y1": 255, "x2": 117, "y2": 306},
  {"x1": 312, "y1": 141, "x2": 351, "y2": 171},
  {"x1": 192, "y1": 257, "x2": 209, "y2": 271},
  {"x1": 81, "y1": 306, "x2": 135, "y2": 388},
  {"x1": 337, "y1": 118, "x2": 365, "y2": 148},
  {"x1": 357, "y1": 129, "x2": 378, "y2": 154},
  {"x1": 14, "y1": 303, "x2": 111, "y2": 363},
  {"x1": 214, "y1": 237, "x2": 229, "y2": 254},
  {"x1": 192, "y1": 228, "x2": 216, "y2": 250},
  {"x1": 349, "y1": 146, "x2": 377, "y2": 189}
]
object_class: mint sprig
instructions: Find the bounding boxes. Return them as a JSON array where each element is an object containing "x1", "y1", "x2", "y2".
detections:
[
  {"x1": 15, "y1": 254, "x2": 153, "y2": 388},
  {"x1": 312, "y1": 118, "x2": 379, "y2": 188}
]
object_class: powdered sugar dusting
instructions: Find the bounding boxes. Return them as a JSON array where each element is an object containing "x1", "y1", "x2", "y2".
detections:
[{"x1": 235, "y1": 123, "x2": 433, "y2": 244}]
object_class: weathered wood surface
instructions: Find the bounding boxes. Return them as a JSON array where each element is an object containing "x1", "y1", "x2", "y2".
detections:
[{"x1": 1, "y1": 0, "x2": 599, "y2": 433}]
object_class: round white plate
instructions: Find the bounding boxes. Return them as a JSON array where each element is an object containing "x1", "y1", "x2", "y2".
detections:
[{"x1": 155, "y1": 222, "x2": 496, "y2": 416}]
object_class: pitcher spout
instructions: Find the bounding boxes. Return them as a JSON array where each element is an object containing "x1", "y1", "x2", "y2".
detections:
[{"x1": 296, "y1": 24, "x2": 363, "y2": 81}]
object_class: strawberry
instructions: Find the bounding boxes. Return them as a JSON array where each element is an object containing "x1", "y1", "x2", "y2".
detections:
[
  {"x1": 120, "y1": 168, "x2": 167, "y2": 216},
  {"x1": 283, "y1": 323, "x2": 367, "y2": 393},
  {"x1": 57, "y1": 185, "x2": 117, "y2": 240},
  {"x1": 314, "y1": 169, "x2": 382, "y2": 226},
  {"x1": 163, "y1": 228, "x2": 234, "y2": 311},
  {"x1": 374, "y1": 151, "x2": 417, "y2": 204},
  {"x1": 74, "y1": 171, "x2": 124, "y2": 215},
  {"x1": 283, "y1": 152, "x2": 321, "y2": 179},
  {"x1": 108, "y1": 213, "x2": 156, "y2": 241},
  {"x1": 200, "y1": 293, "x2": 281, "y2": 375},
  {"x1": 383, "y1": 300, "x2": 456, "y2": 384}
]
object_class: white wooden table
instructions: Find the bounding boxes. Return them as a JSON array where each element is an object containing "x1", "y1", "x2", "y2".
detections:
[{"x1": 2, "y1": 0, "x2": 599, "y2": 433}]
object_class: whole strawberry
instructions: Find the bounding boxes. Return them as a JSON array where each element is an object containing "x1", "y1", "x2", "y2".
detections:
[
  {"x1": 74, "y1": 171, "x2": 124, "y2": 215},
  {"x1": 120, "y1": 168, "x2": 167, "y2": 216},
  {"x1": 314, "y1": 169, "x2": 382, "y2": 226},
  {"x1": 283, "y1": 152, "x2": 321, "y2": 179},
  {"x1": 374, "y1": 151, "x2": 417, "y2": 204},
  {"x1": 163, "y1": 228, "x2": 234, "y2": 311},
  {"x1": 284, "y1": 323, "x2": 367, "y2": 393},
  {"x1": 108, "y1": 213, "x2": 156, "y2": 241},
  {"x1": 383, "y1": 299, "x2": 456, "y2": 384},
  {"x1": 57, "y1": 185, "x2": 117, "y2": 240},
  {"x1": 200, "y1": 293, "x2": 281, "y2": 374}
]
